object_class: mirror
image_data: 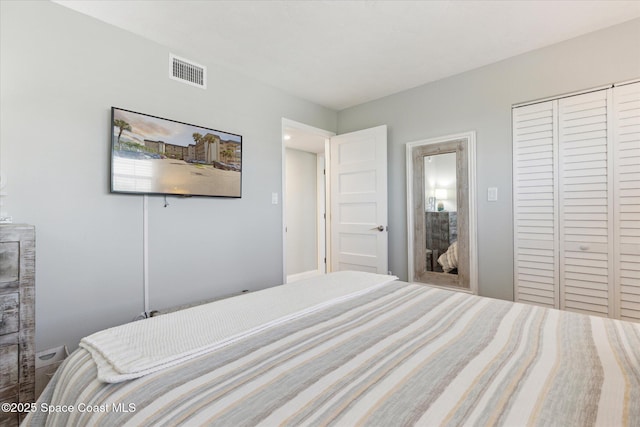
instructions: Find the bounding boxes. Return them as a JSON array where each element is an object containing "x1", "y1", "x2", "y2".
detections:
[
  {"x1": 424, "y1": 152, "x2": 457, "y2": 273},
  {"x1": 407, "y1": 135, "x2": 476, "y2": 292}
]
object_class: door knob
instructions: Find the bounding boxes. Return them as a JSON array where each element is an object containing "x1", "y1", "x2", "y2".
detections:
[{"x1": 370, "y1": 225, "x2": 385, "y2": 232}]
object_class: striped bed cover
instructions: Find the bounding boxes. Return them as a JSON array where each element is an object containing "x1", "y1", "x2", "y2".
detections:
[{"x1": 26, "y1": 280, "x2": 640, "y2": 426}]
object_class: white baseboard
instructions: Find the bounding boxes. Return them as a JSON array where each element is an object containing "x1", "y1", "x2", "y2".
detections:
[{"x1": 286, "y1": 269, "x2": 323, "y2": 283}]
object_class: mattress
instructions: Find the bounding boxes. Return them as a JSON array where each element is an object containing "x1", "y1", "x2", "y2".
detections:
[{"x1": 24, "y1": 272, "x2": 640, "y2": 426}]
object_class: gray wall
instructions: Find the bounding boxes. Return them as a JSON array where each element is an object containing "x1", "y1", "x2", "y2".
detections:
[
  {"x1": 0, "y1": 1, "x2": 336, "y2": 351},
  {"x1": 285, "y1": 148, "x2": 318, "y2": 276},
  {"x1": 2, "y1": 1, "x2": 639, "y2": 351},
  {"x1": 337, "y1": 19, "x2": 640, "y2": 300}
]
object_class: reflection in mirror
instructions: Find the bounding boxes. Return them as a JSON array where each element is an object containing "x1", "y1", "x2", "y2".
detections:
[{"x1": 424, "y1": 153, "x2": 457, "y2": 273}]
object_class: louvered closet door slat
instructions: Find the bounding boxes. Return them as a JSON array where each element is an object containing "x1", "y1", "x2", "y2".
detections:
[
  {"x1": 513, "y1": 101, "x2": 558, "y2": 308},
  {"x1": 559, "y1": 89, "x2": 613, "y2": 317},
  {"x1": 614, "y1": 81, "x2": 640, "y2": 322}
]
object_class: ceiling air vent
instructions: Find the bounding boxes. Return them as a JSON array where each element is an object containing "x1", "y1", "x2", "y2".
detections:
[{"x1": 169, "y1": 53, "x2": 206, "y2": 89}]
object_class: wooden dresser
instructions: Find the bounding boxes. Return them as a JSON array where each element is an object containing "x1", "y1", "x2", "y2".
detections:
[
  {"x1": 0, "y1": 225, "x2": 35, "y2": 426},
  {"x1": 425, "y1": 211, "x2": 457, "y2": 271}
]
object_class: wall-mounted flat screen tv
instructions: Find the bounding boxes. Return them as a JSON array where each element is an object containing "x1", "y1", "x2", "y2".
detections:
[{"x1": 111, "y1": 107, "x2": 242, "y2": 198}]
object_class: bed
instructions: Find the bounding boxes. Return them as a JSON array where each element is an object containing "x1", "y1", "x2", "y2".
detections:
[{"x1": 24, "y1": 271, "x2": 640, "y2": 426}]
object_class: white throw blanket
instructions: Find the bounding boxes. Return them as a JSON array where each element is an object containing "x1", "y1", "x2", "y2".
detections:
[{"x1": 80, "y1": 271, "x2": 398, "y2": 383}]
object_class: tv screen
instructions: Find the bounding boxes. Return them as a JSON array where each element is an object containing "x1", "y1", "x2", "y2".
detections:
[{"x1": 110, "y1": 107, "x2": 242, "y2": 197}]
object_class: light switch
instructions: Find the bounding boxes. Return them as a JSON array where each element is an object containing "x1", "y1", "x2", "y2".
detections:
[
  {"x1": 488, "y1": 187, "x2": 498, "y2": 202},
  {"x1": 272, "y1": 192, "x2": 279, "y2": 204}
]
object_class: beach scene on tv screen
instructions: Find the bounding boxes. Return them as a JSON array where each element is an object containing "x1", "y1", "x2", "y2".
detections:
[{"x1": 112, "y1": 108, "x2": 242, "y2": 197}]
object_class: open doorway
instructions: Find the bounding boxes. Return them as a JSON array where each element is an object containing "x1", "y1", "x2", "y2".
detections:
[{"x1": 282, "y1": 119, "x2": 334, "y2": 283}]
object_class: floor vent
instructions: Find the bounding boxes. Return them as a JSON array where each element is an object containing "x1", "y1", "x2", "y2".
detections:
[{"x1": 169, "y1": 54, "x2": 206, "y2": 89}]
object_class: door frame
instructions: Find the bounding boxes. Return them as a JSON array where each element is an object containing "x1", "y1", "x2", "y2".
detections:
[
  {"x1": 406, "y1": 131, "x2": 478, "y2": 294},
  {"x1": 281, "y1": 118, "x2": 335, "y2": 284}
]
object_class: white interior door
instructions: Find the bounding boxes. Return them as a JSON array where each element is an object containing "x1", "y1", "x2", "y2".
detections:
[
  {"x1": 558, "y1": 89, "x2": 614, "y2": 317},
  {"x1": 330, "y1": 125, "x2": 388, "y2": 274},
  {"x1": 512, "y1": 100, "x2": 559, "y2": 308},
  {"x1": 613, "y1": 81, "x2": 640, "y2": 322}
]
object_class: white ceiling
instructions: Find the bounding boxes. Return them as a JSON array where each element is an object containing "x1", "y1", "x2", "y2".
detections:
[{"x1": 54, "y1": 0, "x2": 640, "y2": 111}]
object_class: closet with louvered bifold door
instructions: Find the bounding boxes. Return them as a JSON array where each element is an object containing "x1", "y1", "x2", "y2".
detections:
[
  {"x1": 513, "y1": 81, "x2": 640, "y2": 321},
  {"x1": 558, "y1": 89, "x2": 613, "y2": 317},
  {"x1": 513, "y1": 100, "x2": 559, "y2": 308},
  {"x1": 614, "y1": 82, "x2": 640, "y2": 322}
]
